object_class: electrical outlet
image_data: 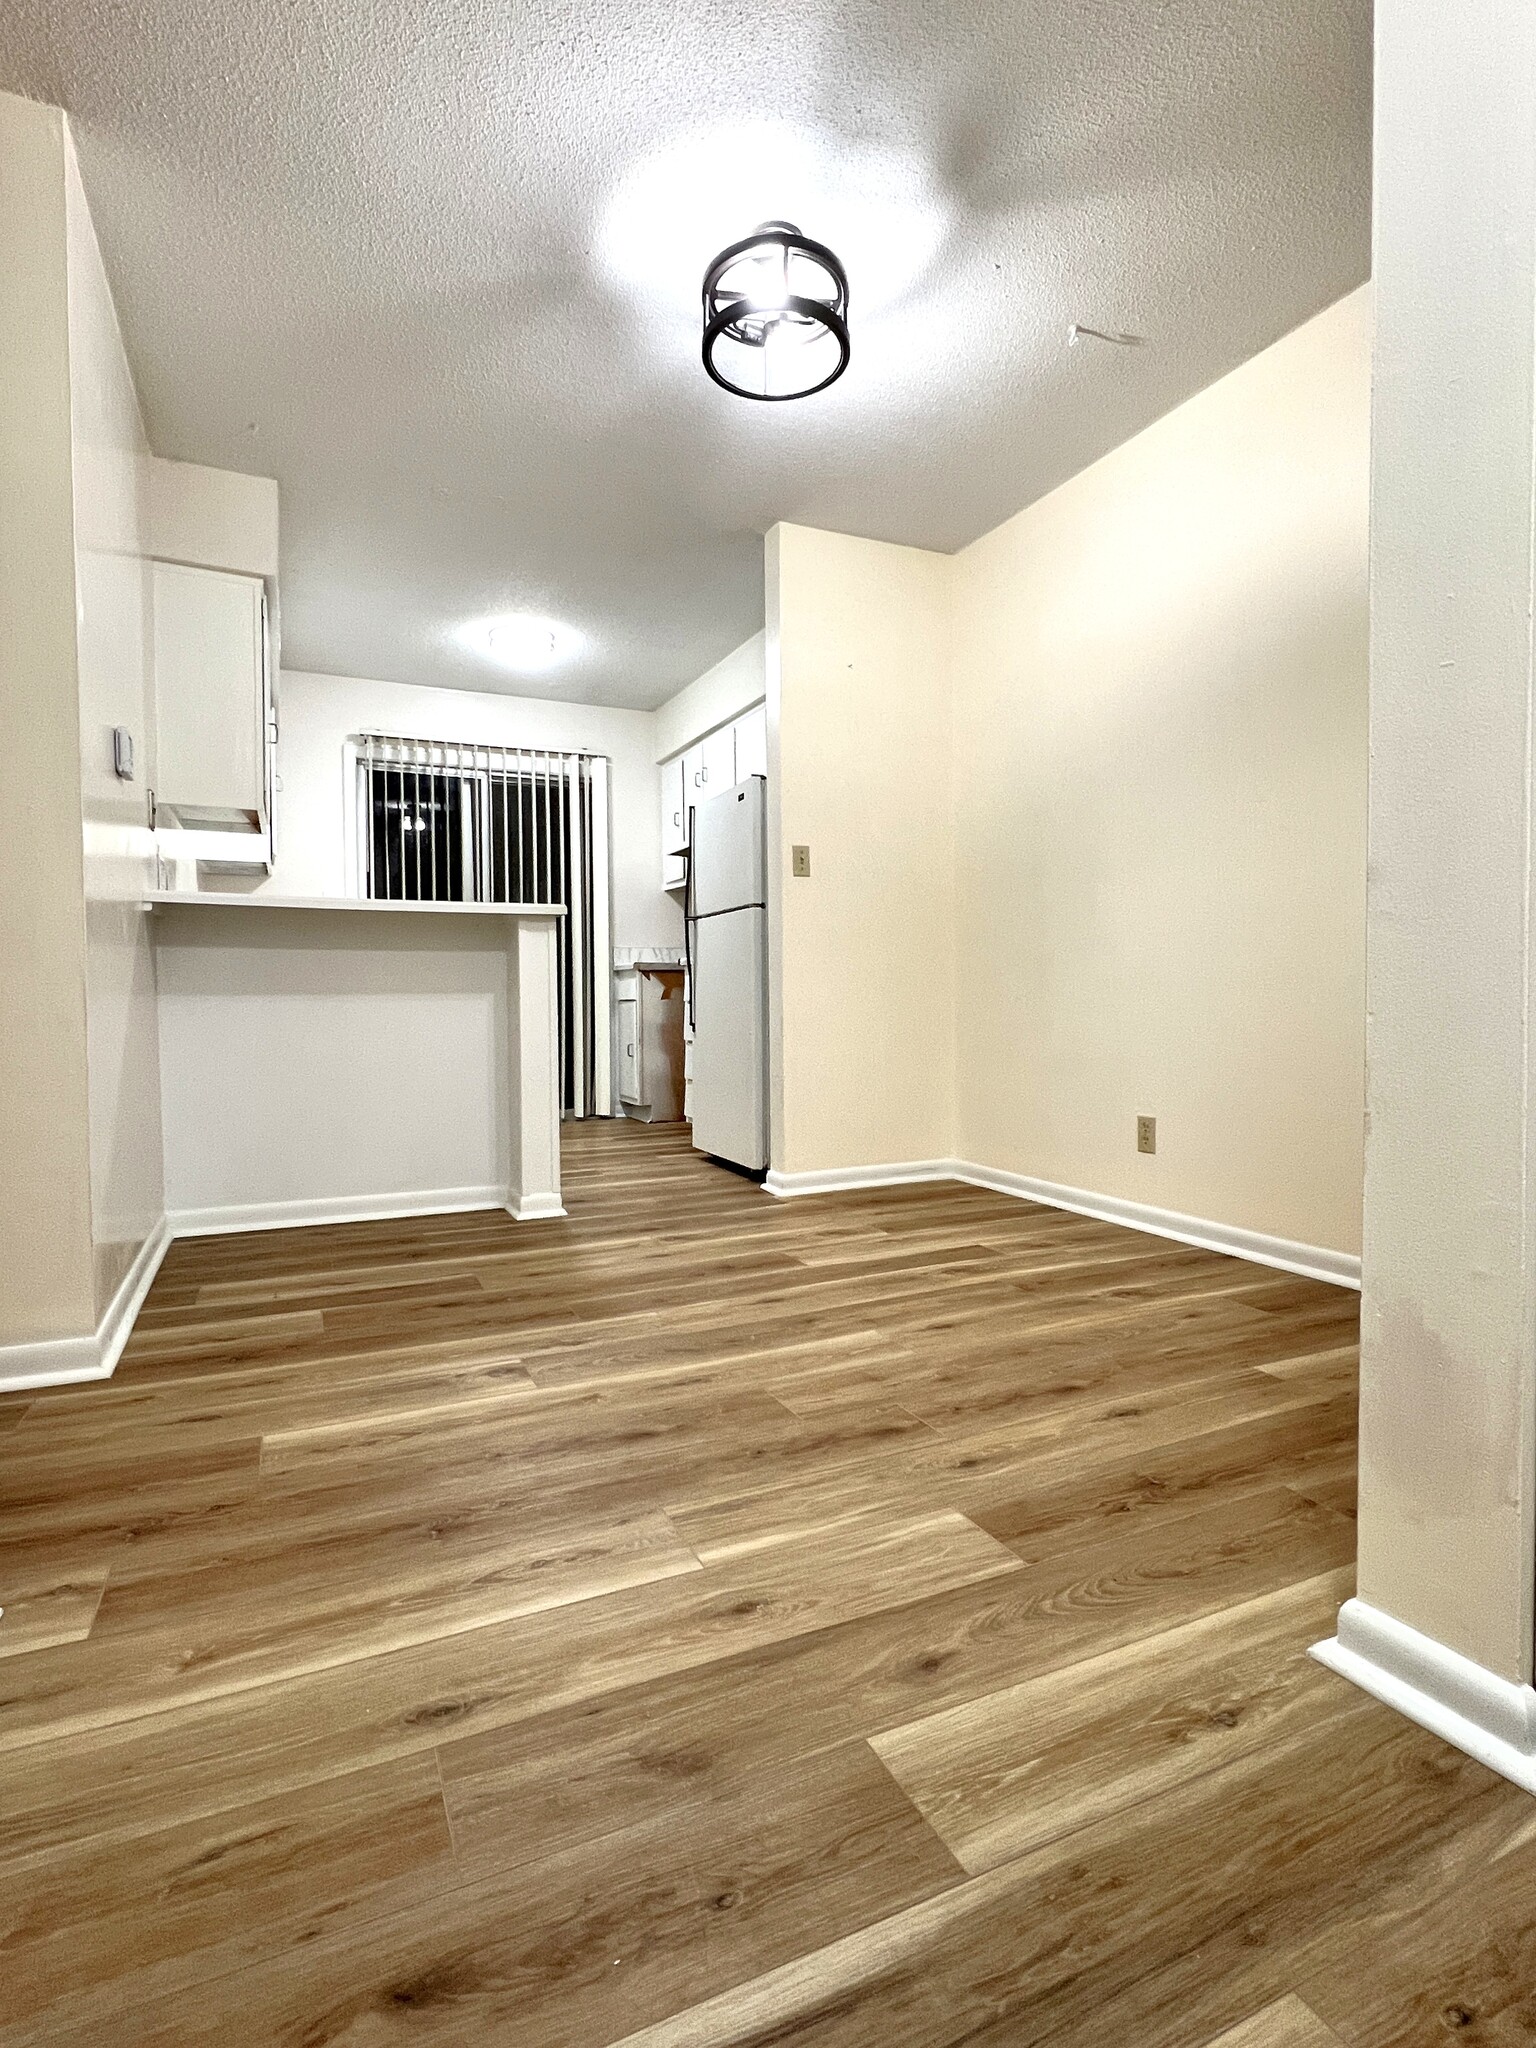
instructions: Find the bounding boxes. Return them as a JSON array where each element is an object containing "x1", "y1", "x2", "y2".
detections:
[
  {"x1": 791, "y1": 844, "x2": 811, "y2": 878},
  {"x1": 1136, "y1": 1115, "x2": 1156, "y2": 1155}
]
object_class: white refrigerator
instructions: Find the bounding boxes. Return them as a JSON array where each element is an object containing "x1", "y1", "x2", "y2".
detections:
[{"x1": 687, "y1": 776, "x2": 768, "y2": 1171}]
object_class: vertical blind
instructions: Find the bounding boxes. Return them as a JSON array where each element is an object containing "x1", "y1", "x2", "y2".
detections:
[{"x1": 354, "y1": 733, "x2": 612, "y2": 1119}]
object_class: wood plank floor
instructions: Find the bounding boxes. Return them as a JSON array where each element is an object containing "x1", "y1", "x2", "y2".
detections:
[{"x1": 0, "y1": 1120, "x2": 1523, "y2": 2045}]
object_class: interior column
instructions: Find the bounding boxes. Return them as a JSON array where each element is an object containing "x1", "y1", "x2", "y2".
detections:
[{"x1": 1313, "y1": 0, "x2": 1536, "y2": 1782}]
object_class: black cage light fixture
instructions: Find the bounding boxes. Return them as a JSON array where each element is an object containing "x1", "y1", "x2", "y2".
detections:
[{"x1": 701, "y1": 220, "x2": 850, "y2": 401}]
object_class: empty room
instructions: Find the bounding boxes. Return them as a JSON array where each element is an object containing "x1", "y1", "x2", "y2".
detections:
[{"x1": 2, "y1": 0, "x2": 1534, "y2": 2042}]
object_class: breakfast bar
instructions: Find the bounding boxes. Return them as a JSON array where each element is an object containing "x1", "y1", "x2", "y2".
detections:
[{"x1": 146, "y1": 893, "x2": 566, "y2": 1233}]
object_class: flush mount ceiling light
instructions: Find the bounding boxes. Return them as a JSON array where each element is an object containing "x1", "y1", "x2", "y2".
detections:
[
  {"x1": 457, "y1": 612, "x2": 583, "y2": 674},
  {"x1": 702, "y1": 220, "x2": 850, "y2": 401}
]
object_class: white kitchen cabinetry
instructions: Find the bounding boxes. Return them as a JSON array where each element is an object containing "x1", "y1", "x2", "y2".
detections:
[
  {"x1": 698, "y1": 724, "x2": 736, "y2": 802},
  {"x1": 613, "y1": 965, "x2": 685, "y2": 1121},
  {"x1": 616, "y1": 991, "x2": 641, "y2": 1104},
  {"x1": 661, "y1": 755, "x2": 686, "y2": 854},
  {"x1": 733, "y1": 704, "x2": 767, "y2": 780},
  {"x1": 661, "y1": 706, "x2": 770, "y2": 888},
  {"x1": 153, "y1": 562, "x2": 269, "y2": 828}
]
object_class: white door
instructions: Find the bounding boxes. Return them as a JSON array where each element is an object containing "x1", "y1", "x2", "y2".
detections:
[
  {"x1": 698, "y1": 724, "x2": 736, "y2": 800},
  {"x1": 681, "y1": 744, "x2": 704, "y2": 843},
  {"x1": 153, "y1": 562, "x2": 266, "y2": 818},
  {"x1": 692, "y1": 778, "x2": 765, "y2": 916},
  {"x1": 616, "y1": 995, "x2": 641, "y2": 1104},
  {"x1": 733, "y1": 705, "x2": 768, "y2": 780},
  {"x1": 691, "y1": 906, "x2": 767, "y2": 1170},
  {"x1": 660, "y1": 756, "x2": 686, "y2": 856}
]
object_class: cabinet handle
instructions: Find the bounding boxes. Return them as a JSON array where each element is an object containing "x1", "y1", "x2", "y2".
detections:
[
  {"x1": 673, "y1": 811, "x2": 681, "y2": 827},
  {"x1": 627, "y1": 1043, "x2": 634, "y2": 1057}
]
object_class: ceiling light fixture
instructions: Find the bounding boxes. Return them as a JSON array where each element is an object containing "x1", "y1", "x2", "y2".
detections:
[
  {"x1": 457, "y1": 612, "x2": 583, "y2": 674},
  {"x1": 702, "y1": 220, "x2": 850, "y2": 402}
]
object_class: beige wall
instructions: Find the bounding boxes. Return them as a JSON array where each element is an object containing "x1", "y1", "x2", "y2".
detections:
[
  {"x1": 767, "y1": 522, "x2": 955, "y2": 1175},
  {"x1": 66, "y1": 133, "x2": 165, "y2": 1322},
  {"x1": 769, "y1": 290, "x2": 1369, "y2": 1259},
  {"x1": 951, "y1": 288, "x2": 1370, "y2": 1254},
  {"x1": 0, "y1": 94, "x2": 97, "y2": 1345},
  {"x1": 0, "y1": 91, "x2": 166, "y2": 1357}
]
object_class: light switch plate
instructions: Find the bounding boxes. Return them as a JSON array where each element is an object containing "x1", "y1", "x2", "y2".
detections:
[{"x1": 791, "y1": 844, "x2": 811, "y2": 878}]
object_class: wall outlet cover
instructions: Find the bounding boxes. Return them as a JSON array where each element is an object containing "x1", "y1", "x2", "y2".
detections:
[
  {"x1": 1137, "y1": 1114, "x2": 1157, "y2": 1155},
  {"x1": 791, "y1": 844, "x2": 811, "y2": 878}
]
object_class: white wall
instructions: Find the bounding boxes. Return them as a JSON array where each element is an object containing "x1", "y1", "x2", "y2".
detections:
[
  {"x1": 148, "y1": 457, "x2": 278, "y2": 578},
  {"x1": 66, "y1": 133, "x2": 166, "y2": 1324},
  {"x1": 767, "y1": 524, "x2": 955, "y2": 1176},
  {"x1": 1348, "y1": 0, "x2": 1536, "y2": 1684},
  {"x1": 157, "y1": 909, "x2": 516, "y2": 1223},
  {"x1": 952, "y1": 289, "x2": 1370, "y2": 1255},
  {"x1": 258, "y1": 669, "x2": 680, "y2": 952},
  {"x1": 654, "y1": 632, "x2": 766, "y2": 763}
]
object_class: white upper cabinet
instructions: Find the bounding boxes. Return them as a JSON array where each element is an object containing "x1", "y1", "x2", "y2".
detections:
[
  {"x1": 660, "y1": 754, "x2": 686, "y2": 855},
  {"x1": 733, "y1": 703, "x2": 768, "y2": 780},
  {"x1": 153, "y1": 562, "x2": 268, "y2": 823},
  {"x1": 697, "y1": 723, "x2": 736, "y2": 801},
  {"x1": 662, "y1": 705, "x2": 767, "y2": 884},
  {"x1": 680, "y1": 742, "x2": 704, "y2": 831}
]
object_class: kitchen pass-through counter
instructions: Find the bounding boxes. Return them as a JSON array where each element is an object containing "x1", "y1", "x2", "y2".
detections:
[{"x1": 146, "y1": 893, "x2": 566, "y2": 1232}]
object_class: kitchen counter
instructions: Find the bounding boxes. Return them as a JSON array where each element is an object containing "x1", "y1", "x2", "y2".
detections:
[{"x1": 147, "y1": 890, "x2": 563, "y2": 918}]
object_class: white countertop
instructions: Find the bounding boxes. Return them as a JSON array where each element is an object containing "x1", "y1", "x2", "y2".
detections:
[{"x1": 145, "y1": 892, "x2": 565, "y2": 917}]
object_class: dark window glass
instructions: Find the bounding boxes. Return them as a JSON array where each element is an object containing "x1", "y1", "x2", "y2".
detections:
[{"x1": 365, "y1": 768, "x2": 467, "y2": 901}]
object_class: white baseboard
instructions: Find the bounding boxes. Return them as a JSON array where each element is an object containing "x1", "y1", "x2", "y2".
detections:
[
  {"x1": 168, "y1": 1186, "x2": 510, "y2": 1237},
  {"x1": 1312, "y1": 1597, "x2": 1536, "y2": 1793},
  {"x1": 0, "y1": 1182, "x2": 566, "y2": 1395},
  {"x1": 764, "y1": 1156, "x2": 1359, "y2": 1291},
  {"x1": 0, "y1": 1213, "x2": 172, "y2": 1393},
  {"x1": 763, "y1": 1160, "x2": 953, "y2": 1199},
  {"x1": 951, "y1": 1162, "x2": 1360, "y2": 1290}
]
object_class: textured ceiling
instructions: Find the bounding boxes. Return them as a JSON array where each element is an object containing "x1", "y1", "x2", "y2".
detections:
[{"x1": 0, "y1": 0, "x2": 1370, "y2": 709}]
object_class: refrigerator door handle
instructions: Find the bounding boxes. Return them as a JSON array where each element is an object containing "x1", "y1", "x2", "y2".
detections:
[{"x1": 683, "y1": 837, "x2": 695, "y2": 1031}]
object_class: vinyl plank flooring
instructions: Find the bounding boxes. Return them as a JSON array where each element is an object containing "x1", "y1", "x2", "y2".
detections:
[
  {"x1": 870, "y1": 1567, "x2": 1353, "y2": 1872},
  {"x1": 18, "y1": 1742, "x2": 962, "y2": 2048},
  {"x1": 437, "y1": 1491, "x2": 1353, "y2": 1873},
  {"x1": 15, "y1": 1118, "x2": 1506, "y2": 2048},
  {"x1": 602, "y1": 1705, "x2": 1518, "y2": 2048},
  {"x1": 0, "y1": 1753, "x2": 455, "y2": 2039},
  {"x1": 1197, "y1": 1995, "x2": 1349, "y2": 2048}
]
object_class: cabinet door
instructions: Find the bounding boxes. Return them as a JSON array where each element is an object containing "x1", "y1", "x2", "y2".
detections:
[
  {"x1": 153, "y1": 563, "x2": 266, "y2": 820},
  {"x1": 660, "y1": 755, "x2": 686, "y2": 856},
  {"x1": 616, "y1": 995, "x2": 641, "y2": 1104},
  {"x1": 681, "y1": 744, "x2": 704, "y2": 842},
  {"x1": 733, "y1": 704, "x2": 767, "y2": 779},
  {"x1": 699, "y1": 724, "x2": 736, "y2": 799}
]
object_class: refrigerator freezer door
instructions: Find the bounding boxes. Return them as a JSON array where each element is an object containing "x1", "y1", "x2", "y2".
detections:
[
  {"x1": 691, "y1": 777, "x2": 765, "y2": 917},
  {"x1": 690, "y1": 905, "x2": 768, "y2": 1170}
]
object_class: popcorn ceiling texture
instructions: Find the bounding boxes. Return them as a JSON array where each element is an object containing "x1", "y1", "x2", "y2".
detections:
[{"x1": 0, "y1": 0, "x2": 1369, "y2": 708}]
